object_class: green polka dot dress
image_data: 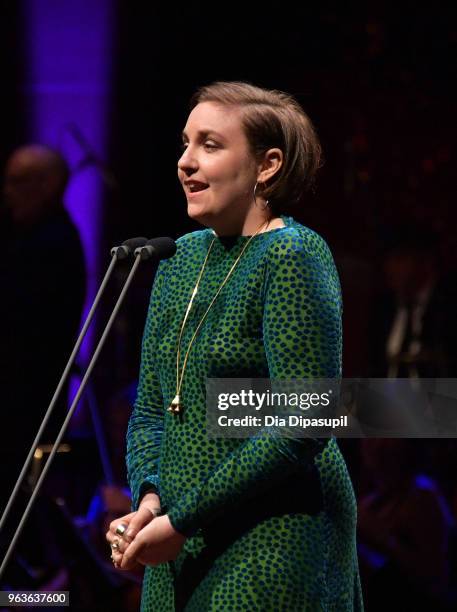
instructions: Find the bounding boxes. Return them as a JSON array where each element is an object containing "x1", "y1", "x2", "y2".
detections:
[{"x1": 127, "y1": 215, "x2": 364, "y2": 611}]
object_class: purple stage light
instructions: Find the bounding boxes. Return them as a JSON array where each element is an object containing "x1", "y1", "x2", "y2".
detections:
[{"x1": 22, "y1": 0, "x2": 116, "y2": 421}]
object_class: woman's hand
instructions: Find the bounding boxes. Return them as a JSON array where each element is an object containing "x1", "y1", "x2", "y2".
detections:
[
  {"x1": 120, "y1": 514, "x2": 187, "y2": 570},
  {"x1": 106, "y1": 492, "x2": 161, "y2": 569}
]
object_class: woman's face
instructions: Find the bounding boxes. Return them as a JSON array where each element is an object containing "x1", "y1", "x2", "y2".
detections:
[{"x1": 177, "y1": 101, "x2": 259, "y2": 228}]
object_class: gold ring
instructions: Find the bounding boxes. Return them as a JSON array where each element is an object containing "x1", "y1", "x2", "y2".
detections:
[
  {"x1": 111, "y1": 540, "x2": 120, "y2": 551},
  {"x1": 115, "y1": 523, "x2": 128, "y2": 536}
]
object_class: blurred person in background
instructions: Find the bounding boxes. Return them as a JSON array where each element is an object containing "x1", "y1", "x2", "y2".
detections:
[
  {"x1": 357, "y1": 438, "x2": 455, "y2": 610},
  {"x1": 0, "y1": 144, "x2": 86, "y2": 497},
  {"x1": 369, "y1": 225, "x2": 457, "y2": 378}
]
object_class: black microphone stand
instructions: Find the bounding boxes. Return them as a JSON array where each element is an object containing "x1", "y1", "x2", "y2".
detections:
[{"x1": 0, "y1": 239, "x2": 153, "y2": 577}]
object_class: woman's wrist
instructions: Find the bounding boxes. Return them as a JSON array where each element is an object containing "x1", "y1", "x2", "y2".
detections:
[
  {"x1": 139, "y1": 492, "x2": 162, "y2": 516},
  {"x1": 138, "y1": 491, "x2": 162, "y2": 517}
]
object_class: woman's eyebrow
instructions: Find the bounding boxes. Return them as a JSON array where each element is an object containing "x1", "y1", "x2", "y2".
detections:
[{"x1": 181, "y1": 129, "x2": 226, "y2": 141}]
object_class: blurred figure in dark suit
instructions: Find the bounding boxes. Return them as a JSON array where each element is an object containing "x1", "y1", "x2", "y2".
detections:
[
  {"x1": 0, "y1": 144, "x2": 86, "y2": 495},
  {"x1": 369, "y1": 225, "x2": 457, "y2": 378}
]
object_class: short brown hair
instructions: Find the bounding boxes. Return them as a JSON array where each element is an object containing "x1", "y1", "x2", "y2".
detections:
[{"x1": 190, "y1": 81, "x2": 322, "y2": 214}]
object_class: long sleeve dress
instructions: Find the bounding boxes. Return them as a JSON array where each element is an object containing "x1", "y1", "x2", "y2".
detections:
[{"x1": 126, "y1": 215, "x2": 364, "y2": 611}]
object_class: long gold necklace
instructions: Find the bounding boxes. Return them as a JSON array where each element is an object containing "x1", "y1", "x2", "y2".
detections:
[{"x1": 168, "y1": 219, "x2": 270, "y2": 415}]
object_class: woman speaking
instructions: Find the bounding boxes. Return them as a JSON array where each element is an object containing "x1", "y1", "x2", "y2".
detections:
[{"x1": 107, "y1": 81, "x2": 363, "y2": 611}]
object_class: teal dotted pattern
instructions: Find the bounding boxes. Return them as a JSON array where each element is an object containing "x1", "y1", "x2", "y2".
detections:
[{"x1": 127, "y1": 216, "x2": 364, "y2": 611}]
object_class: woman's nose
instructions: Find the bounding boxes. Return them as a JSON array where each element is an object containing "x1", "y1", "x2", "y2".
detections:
[{"x1": 177, "y1": 146, "x2": 198, "y2": 172}]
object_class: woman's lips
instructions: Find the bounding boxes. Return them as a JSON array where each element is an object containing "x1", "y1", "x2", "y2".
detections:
[
  {"x1": 186, "y1": 185, "x2": 209, "y2": 198},
  {"x1": 184, "y1": 179, "x2": 209, "y2": 191}
]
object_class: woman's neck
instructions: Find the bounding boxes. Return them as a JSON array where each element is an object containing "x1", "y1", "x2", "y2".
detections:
[{"x1": 211, "y1": 213, "x2": 285, "y2": 237}]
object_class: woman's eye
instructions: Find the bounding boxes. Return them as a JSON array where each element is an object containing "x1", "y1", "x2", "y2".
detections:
[{"x1": 179, "y1": 141, "x2": 219, "y2": 153}]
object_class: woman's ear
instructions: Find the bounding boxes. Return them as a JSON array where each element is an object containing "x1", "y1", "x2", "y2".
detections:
[{"x1": 257, "y1": 148, "x2": 283, "y2": 183}]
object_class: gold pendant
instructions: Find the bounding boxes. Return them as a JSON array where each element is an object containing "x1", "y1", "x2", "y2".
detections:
[{"x1": 168, "y1": 394, "x2": 182, "y2": 414}]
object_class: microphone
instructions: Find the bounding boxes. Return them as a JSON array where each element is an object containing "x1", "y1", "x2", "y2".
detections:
[
  {"x1": 111, "y1": 236, "x2": 148, "y2": 260},
  {"x1": 0, "y1": 235, "x2": 176, "y2": 577},
  {"x1": 135, "y1": 237, "x2": 177, "y2": 261}
]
